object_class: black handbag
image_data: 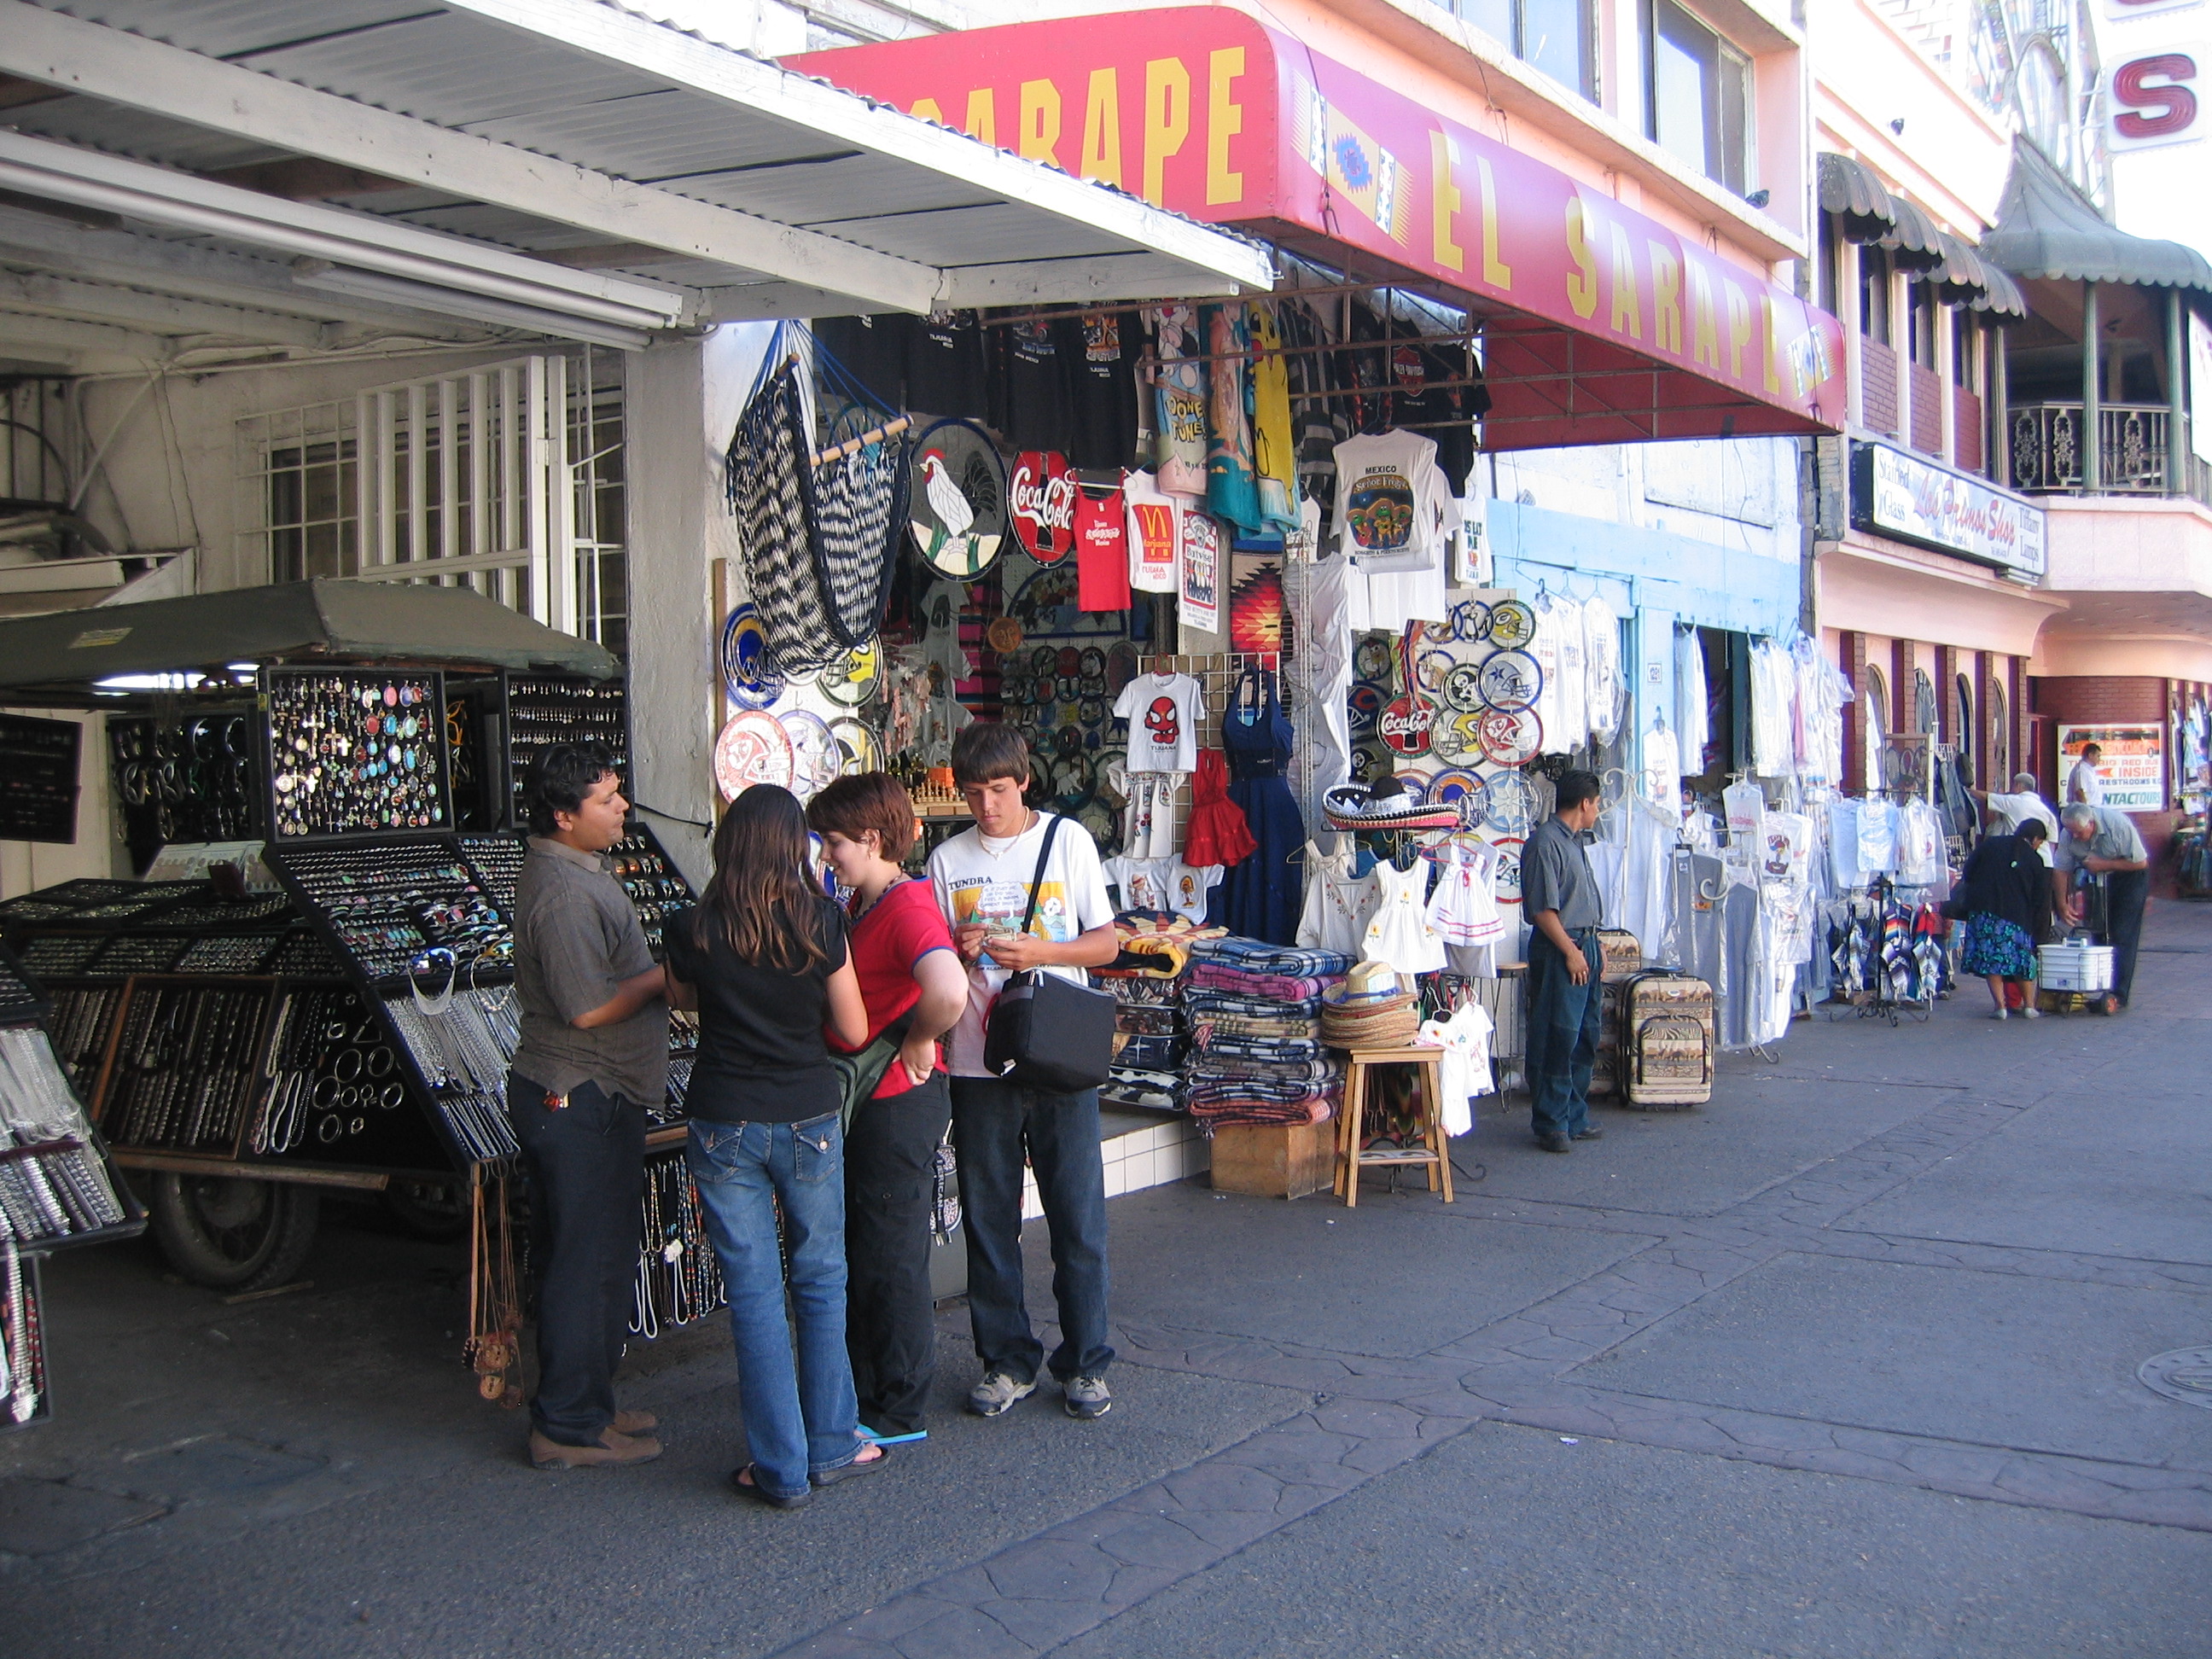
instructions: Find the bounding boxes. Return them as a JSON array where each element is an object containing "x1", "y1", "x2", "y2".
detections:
[{"x1": 981, "y1": 815, "x2": 1117, "y2": 1095}]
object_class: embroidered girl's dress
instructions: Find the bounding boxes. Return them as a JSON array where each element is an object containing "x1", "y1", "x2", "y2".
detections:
[
  {"x1": 1296, "y1": 841, "x2": 1379, "y2": 954},
  {"x1": 1423, "y1": 840, "x2": 1504, "y2": 947},
  {"x1": 1360, "y1": 856, "x2": 1447, "y2": 975}
]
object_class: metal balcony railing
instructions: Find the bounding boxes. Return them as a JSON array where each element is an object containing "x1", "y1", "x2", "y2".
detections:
[{"x1": 2009, "y1": 401, "x2": 2172, "y2": 495}]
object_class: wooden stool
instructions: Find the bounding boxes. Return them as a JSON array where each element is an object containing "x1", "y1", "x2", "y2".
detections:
[{"x1": 1334, "y1": 1044, "x2": 1454, "y2": 1207}]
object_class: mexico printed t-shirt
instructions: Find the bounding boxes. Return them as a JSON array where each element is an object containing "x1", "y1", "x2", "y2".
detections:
[
  {"x1": 928, "y1": 812, "x2": 1115, "y2": 1076},
  {"x1": 1330, "y1": 430, "x2": 1462, "y2": 574}
]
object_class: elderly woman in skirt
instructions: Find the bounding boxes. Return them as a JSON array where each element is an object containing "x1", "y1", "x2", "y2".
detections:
[{"x1": 1956, "y1": 819, "x2": 2054, "y2": 1020}]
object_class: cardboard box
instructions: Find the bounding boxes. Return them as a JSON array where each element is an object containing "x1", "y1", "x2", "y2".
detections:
[{"x1": 1208, "y1": 1121, "x2": 1333, "y2": 1199}]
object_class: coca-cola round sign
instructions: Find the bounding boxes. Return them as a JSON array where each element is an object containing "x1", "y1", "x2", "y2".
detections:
[
  {"x1": 1009, "y1": 451, "x2": 1078, "y2": 564},
  {"x1": 1378, "y1": 692, "x2": 1436, "y2": 758}
]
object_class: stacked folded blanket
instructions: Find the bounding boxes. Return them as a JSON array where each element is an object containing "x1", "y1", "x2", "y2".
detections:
[
  {"x1": 1100, "y1": 924, "x2": 1196, "y2": 1105},
  {"x1": 1180, "y1": 937, "x2": 1351, "y2": 1126}
]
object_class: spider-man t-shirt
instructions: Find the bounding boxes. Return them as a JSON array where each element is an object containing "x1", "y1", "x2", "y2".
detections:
[{"x1": 1112, "y1": 671, "x2": 1201, "y2": 774}]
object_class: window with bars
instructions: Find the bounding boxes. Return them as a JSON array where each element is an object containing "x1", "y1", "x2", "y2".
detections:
[{"x1": 236, "y1": 354, "x2": 626, "y2": 650}]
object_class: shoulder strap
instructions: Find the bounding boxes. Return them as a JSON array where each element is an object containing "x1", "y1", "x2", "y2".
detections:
[{"x1": 1017, "y1": 813, "x2": 1065, "y2": 937}]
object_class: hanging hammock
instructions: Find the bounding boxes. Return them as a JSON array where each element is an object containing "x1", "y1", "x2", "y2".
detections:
[{"x1": 724, "y1": 324, "x2": 909, "y2": 674}]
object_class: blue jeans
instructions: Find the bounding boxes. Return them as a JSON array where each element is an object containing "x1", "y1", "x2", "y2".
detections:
[
  {"x1": 686, "y1": 1112, "x2": 861, "y2": 1499},
  {"x1": 1525, "y1": 926, "x2": 1603, "y2": 1138},
  {"x1": 948, "y1": 1077, "x2": 1113, "y2": 1384}
]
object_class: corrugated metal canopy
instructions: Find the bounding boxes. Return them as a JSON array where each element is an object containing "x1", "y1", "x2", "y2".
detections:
[
  {"x1": 1817, "y1": 152, "x2": 1898, "y2": 243},
  {"x1": 0, "y1": 580, "x2": 619, "y2": 701},
  {"x1": 0, "y1": 0, "x2": 1270, "y2": 369},
  {"x1": 1982, "y1": 138, "x2": 2212, "y2": 296}
]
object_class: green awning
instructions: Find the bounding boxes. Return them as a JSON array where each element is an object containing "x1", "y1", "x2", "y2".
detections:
[
  {"x1": 1982, "y1": 137, "x2": 2212, "y2": 294},
  {"x1": 0, "y1": 579, "x2": 617, "y2": 701}
]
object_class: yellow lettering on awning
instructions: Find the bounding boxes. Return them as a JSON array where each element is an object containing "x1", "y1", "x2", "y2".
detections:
[
  {"x1": 1761, "y1": 295, "x2": 1785, "y2": 395},
  {"x1": 1608, "y1": 222, "x2": 1643, "y2": 341},
  {"x1": 1019, "y1": 79, "x2": 1063, "y2": 167},
  {"x1": 1476, "y1": 157, "x2": 1511, "y2": 288},
  {"x1": 1725, "y1": 282, "x2": 1752, "y2": 380},
  {"x1": 1565, "y1": 198, "x2": 1598, "y2": 321},
  {"x1": 1688, "y1": 261, "x2": 1720, "y2": 370},
  {"x1": 1430, "y1": 131, "x2": 1464, "y2": 273},
  {"x1": 1144, "y1": 58, "x2": 1191, "y2": 205},
  {"x1": 1649, "y1": 242, "x2": 1681, "y2": 354},
  {"x1": 1207, "y1": 48, "x2": 1245, "y2": 206},
  {"x1": 911, "y1": 97, "x2": 945, "y2": 126},
  {"x1": 964, "y1": 88, "x2": 997, "y2": 147},
  {"x1": 1080, "y1": 68, "x2": 1123, "y2": 186}
]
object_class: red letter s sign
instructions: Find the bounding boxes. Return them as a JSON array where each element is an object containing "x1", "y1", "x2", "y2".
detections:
[{"x1": 2113, "y1": 53, "x2": 2199, "y2": 145}]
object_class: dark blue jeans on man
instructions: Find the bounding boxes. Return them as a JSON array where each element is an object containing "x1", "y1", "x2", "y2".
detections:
[
  {"x1": 509, "y1": 1074, "x2": 645, "y2": 1447},
  {"x1": 948, "y1": 1077, "x2": 1113, "y2": 1385},
  {"x1": 687, "y1": 1111, "x2": 864, "y2": 1500},
  {"x1": 1525, "y1": 926, "x2": 1604, "y2": 1138}
]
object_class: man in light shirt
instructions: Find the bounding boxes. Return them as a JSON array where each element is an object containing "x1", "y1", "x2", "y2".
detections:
[
  {"x1": 1975, "y1": 771, "x2": 2059, "y2": 840},
  {"x1": 2066, "y1": 742, "x2": 2105, "y2": 806},
  {"x1": 2052, "y1": 802, "x2": 2150, "y2": 1012}
]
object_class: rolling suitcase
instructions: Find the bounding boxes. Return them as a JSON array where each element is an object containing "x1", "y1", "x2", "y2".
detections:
[{"x1": 1616, "y1": 969, "x2": 1714, "y2": 1109}]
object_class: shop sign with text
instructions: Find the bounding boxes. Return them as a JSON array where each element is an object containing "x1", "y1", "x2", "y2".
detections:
[
  {"x1": 2059, "y1": 723, "x2": 2165, "y2": 810},
  {"x1": 1850, "y1": 441, "x2": 2046, "y2": 576},
  {"x1": 791, "y1": 9, "x2": 1846, "y2": 444}
]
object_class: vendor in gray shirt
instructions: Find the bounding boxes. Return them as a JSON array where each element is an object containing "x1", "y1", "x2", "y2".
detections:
[
  {"x1": 510, "y1": 741, "x2": 670, "y2": 1471},
  {"x1": 2052, "y1": 803, "x2": 2150, "y2": 1012},
  {"x1": 1521, "y1": 770, "x2": 1606, "y2": 1154}
]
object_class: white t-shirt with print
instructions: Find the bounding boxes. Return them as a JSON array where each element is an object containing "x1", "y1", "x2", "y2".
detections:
[
  {"x1": 1122, "y1": 469, "x2": 1182, "y2": 594},
  {"x1": 928, "y1": 812, "x2": 1115, "y2": 1076},
  {"x1": 1107, "y1": 855, "x2": 1222, "y2": 923},
  {"x1": 1114, "y1": 671, "x2": 1202, "y2": 773},
  {"x1": 1329, "y1": 430, "x2": 1462, "y2": 574}
]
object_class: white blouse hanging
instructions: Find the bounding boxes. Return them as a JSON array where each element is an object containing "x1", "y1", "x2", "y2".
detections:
[
  {"x1": 1296, "y1": 841, "x2": 1380, "y2": 954},
  {"x1": 1361, "y1": 857, "x2": 1447, "y2": 975}
]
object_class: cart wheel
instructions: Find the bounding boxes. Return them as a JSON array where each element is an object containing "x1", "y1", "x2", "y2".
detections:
[
  {"x1": 383, "y1": 1179, "x2": 468, "y2": 1241},
  {"x1": 148, "y1": 1173, "x2": 318, "y2": 1292}
]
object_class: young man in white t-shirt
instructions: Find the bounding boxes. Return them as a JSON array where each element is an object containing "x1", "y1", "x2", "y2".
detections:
[{"x1": 928, "y1": 724, "x2": 1121, "y2": 1421}]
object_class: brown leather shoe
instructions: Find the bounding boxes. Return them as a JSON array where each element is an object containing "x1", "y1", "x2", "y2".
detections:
[
  {"x1": 529, "y1": 1427, "x2": 662, "y2": 1470},
  {"x1": 613, "y1": 1409, "x2": 658, "y2": 1435}
]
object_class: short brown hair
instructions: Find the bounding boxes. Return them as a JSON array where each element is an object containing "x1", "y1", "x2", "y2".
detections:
[
  {"x1": 951, "y1": 722, "x2": 1030, "y2": 789},
  {"x1": 806, "y1": 771, "x2": 919, "y2": 861}
]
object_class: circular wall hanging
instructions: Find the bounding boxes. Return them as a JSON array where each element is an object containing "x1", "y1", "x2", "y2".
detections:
[
  {"x1": 827, "y1": 717, "x2": 880, "y2": 776},
  {"x1": 1430, "y1": 709, "x2": 1485, "y2": 765},
  {"x1": 1489, "y1": 835, "x2": 1526, "y2": 904},
  {"x1": 1348, "y1": 681, "x2": 1385, "y2": 740},
  {"x1": 906, "y1": 418, "x2": 1008, "y2": 580},
  {"x1": 713, "y1": 710, "x2": 795, "y2": 800},
  {"x1": 1442, "y1": 662, "x2": 1486, "y2": 714},
  {"x1": 1481, "y1": 766, "x2": 1540, "y2": 835},
  {"x1": 1450, "y1": 599, "x2": 1493, "y2": 643},
  {"x1": 1427, "y1": 767, "x2": 1490, "y2": 828},
  {"x1": 1378, "y1": 692, "x2": 1435, "y2": 758},
  {"x1": 720, "y1": 604, "x2": 783, "y2": 711},
  {"x1": 985, "y1": 617, "x2": 1024, "y2": 656},
  {"x1": 1476, "y1": 707, "x2": 1544, "y2": 767},
  {"x1": 1476, "y1": 649, "x2": 1544, "y2": 713},
  {"x1": 1353, "y1": 636, "x2": 1395, "y2": 684},
  {"x1": 779, "y1": 709, "x2": 842, "y2": 800},
  {"x1": 1487, "y1": 598, "x2": 1537, "y2": 649},
  {"x1": 820, "y1": 641, "x2": 878, "y2": 707}
]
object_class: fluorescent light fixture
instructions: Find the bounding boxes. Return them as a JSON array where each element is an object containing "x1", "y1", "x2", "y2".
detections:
[
  {"x1": 0, "y1": 129, "x2": 686, "y2": 342},
  {"x1": 293, "y1": 261, "x2": 651, "y2": 351}
]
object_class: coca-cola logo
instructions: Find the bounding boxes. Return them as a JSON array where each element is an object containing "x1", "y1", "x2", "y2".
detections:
[
  {"x1": 1010, "y1": 451, "x2": 1077, "y2": 563},
  {"x1": 1379, "y1": 694, "x2": 1435, "y2": 755}
]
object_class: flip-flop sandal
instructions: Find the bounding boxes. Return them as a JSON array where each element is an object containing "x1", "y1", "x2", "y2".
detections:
[
  {"x1": 731, "y1": 1465, "x2": 810, "y2": 1510},
  {"x1": 811, "y1": 1444, "x2": 893, "y2": 1487},
  {"x1": 859, "y1": 1426, "x2": 928, "y2": 1446}
]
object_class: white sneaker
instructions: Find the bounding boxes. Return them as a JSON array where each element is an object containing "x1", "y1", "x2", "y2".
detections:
[{"x1": 967, "y1": 1371, "x2": 1036, "y2": 1417}]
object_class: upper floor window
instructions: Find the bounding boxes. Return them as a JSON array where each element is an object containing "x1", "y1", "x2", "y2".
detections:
[
  {"x1": 1860, "y1": 246, "x2": 1893, "y2": 343},
  {"x1": 1645, "y1": 0, "x2": 1751, "y2": 195},
  {"x1": 1452, "y1": 0, "x2": 1598, "y2": 102}
]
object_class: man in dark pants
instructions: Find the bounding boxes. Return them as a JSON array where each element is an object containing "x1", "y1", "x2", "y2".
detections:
[
  {"x1": 509, "y1": 742, "x2": 670, "y2": 1470},
  {"x1": 928, "y1": 725, "x2": 1121, "y2": 1422},
  {"x1": 1522, "y1": 771, "x2": 1606, "y2": 1154},
  {"x1": 2053, "y1": 802, "x2": 2151, "y2": 1012}
]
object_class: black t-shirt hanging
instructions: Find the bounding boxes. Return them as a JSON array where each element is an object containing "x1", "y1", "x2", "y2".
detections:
[
  {"x1": 1064, "y1": 312, "x2": 1140, "y2": 470},
  {"x1": 664, "y1": 898, "x2": 849, "y2": 1126},
  {"x1": 905, "y1": 311, "x2": 989, "y2": 419},
  {"x1": 816, "y1": 314, "x2": 910, "y2": 412},
  {"x1": 995, "y1": 317, "x2": 1074, "y2": 454}
]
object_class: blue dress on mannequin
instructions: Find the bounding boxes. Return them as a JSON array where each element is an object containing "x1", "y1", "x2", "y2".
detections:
[{"x1": 1214, "y1": 667, "x2": 1305, "y2": 945}]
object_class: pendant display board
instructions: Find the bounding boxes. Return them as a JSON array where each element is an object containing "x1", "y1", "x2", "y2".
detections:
[
  {"x1": 0, "y1": 713, "x2": 80, "y2": 844},
  {"x1": 263, "y1": 669, "x2": 451, "y2": 841},
  {"x1": 500, "y1": 673, "x2": 628, "y2": 831},
  {"x1": 109, "y1": 706, "x2": 263, "y2": 868}
]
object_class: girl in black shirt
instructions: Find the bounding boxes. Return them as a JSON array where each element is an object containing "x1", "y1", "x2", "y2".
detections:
[{"x1": 666, "y1": 786, "x2": 883, "y2": 1505}]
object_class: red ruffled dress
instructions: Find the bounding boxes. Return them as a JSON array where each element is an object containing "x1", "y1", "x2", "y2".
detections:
[{"x1": 1182, "y1": 748, "x2": 1257, "y2": 867}]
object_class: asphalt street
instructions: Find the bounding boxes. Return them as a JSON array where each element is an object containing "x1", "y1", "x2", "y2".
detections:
[{"x1": 3, "y1": 902, "x2": 2209, "y2": 1656}]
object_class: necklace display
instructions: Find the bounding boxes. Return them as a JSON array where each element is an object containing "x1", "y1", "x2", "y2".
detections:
[
  {"x1": 632, "y1": 1148, "x2": 725, "y2": 1341},
  {"x1": 503, "y1": 677, "x2": 627, "y2": 828},
  {"x1": 265, "y1": 669, "x2": 449, "y2": 839},
  {"x1": 0, "y1": 1028, "x2": 128, "y2": 1246}
]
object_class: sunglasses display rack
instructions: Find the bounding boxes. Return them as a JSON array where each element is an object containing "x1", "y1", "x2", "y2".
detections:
[
  {"x1": 263, "y1": 668, "x2": 452, "y2": 841},
  {"x1": 500, "y1": 674, "x2": 629, "y2": 830}
]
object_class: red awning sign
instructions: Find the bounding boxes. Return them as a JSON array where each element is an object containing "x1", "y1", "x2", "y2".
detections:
[{"x1": 793, "y1": 8, "x2": 1844, "y2": 450}]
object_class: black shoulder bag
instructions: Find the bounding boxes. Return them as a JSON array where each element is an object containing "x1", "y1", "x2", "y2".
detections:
[{"x1": 981, "y1": 815, "x2": 1118, "y2": 1095}]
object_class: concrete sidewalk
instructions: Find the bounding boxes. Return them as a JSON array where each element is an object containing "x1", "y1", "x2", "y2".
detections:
[{"x1": 4, "y1": 904, "x2": 2210, "y2": 1656}]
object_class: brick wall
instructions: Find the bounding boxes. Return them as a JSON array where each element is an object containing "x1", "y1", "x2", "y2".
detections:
[
  {"x1": 2030, "y1": 677, "x2": 2166, "y2": 725},
  {"x1": 1860, "y1": 340, "x2": 1900, "y2": 436},
  {"x1": 1909, "y1": 363, "x2": 1943, "y2": 455}
]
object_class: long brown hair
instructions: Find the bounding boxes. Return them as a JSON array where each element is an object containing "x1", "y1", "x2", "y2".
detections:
[{"x1": 693, "y1": 785, "x2": 833, "y2": 973}]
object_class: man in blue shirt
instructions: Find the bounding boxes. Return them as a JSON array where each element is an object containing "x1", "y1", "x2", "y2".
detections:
[{"x1": 1521, "y1": 771, "x2": 1605, "y2": 1153}]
